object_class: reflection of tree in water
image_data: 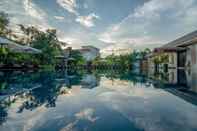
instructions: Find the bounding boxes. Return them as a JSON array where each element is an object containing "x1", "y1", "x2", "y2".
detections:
[
  {"x1": 0, "y1": 69, "x2": 147, "y2": 126},
  {"x1": 0, "y1": 70, "x2": 86, "y2": 117},
  {"x1": 17, "y1": 71, "x2": 85, "y2": 112},
  {"x1": 0, "y1": 105, "x2": 8, "y2": 125},
  {"x1": 81, "y1": 73, "x2": 100, "y2": 89},
  {"x1": 94, "y1": 69, "x2": 147, "y2": 85},
  {"x1": 17, "y1": 72, "x2": 65, "y2": 113}
]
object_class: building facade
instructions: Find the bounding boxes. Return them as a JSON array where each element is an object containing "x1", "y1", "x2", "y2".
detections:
[
  {"x1": 78, "y1": 46, "x2": 100, "y2": 62},
  {"x1": 148, "y1": 30, "x2": 197, "y2": 74}
]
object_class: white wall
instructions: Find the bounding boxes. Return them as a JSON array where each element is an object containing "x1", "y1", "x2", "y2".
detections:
[
  {"x1": 147, "y1": 57, "x2": 155, "y2": 76},
  {"x1": 186, "y1": 44, "x2": 197, "y2": 73},
  {"x1": 80, "y1": 47, "x2": 100, "y2": 62},
  {"x1": 166, "y1": 52, "x2": 177, "y2": 69},
  {"x1": 168, "y1": 69, "x2": 178, "y2": 84},
  {"x1": 186, "y1": 70, "x2": 197, "y2": 93}
]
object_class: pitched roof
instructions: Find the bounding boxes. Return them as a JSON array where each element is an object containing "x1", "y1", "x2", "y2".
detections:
[
  {"x1": 0, "y1": 36, "x2": 42, "y2": 54},
  {"x1": 81, "y1": 45, "x2": 100, "y2": 51},
  {"x1": 154, "y1": 47, "x2": 186, "y2": 53},
  {"x1": 163, "y1": 30, "x2": 197, "y2": 48}
]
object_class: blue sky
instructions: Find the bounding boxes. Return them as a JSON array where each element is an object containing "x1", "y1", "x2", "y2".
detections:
[{"x1": 1, "y1": 0, "x2": 197, "y2": 54}]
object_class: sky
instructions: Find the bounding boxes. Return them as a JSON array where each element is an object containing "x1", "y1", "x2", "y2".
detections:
[{"x1": 1, "y1": 0, "x2": 197, "y2": 54}]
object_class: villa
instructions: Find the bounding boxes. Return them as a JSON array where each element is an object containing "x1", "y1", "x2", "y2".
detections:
[
  {"x1": 78, "y1": 46, "x2": 100, "y2": 62},
  {"x1": 55, "y1": 46, "x2": 100, "y2": 69},
  {"x1": 163, "y1": 31, "x2": 197, "y2": 71},
  {"x1": 149, "y1": 30, "x2": 197, "y2": 74}
]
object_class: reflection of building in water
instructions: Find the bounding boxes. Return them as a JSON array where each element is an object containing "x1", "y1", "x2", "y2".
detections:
[
  {"x1": 165, "y1": 69, "x2": 197, "y2": 106},
  {"x1": 149, "y1": 69, "x2": 178, "y2": 85},
  {"x1": 151, "y1": 68, "x2": 197, "y2": 93},
  {"x1": 76, "y1": 46, "x2": 100, "y2": 62},
  {"x1": 132, "y1": 54, "x2": 143, "y2": 74},
  {"x1": 186, "y1": 71, "x2": 197, "y2": 93},
  {"x1": 151, "y1": 69, "x2": 197, "y2": 106},
  {"x1": 168, "y1": 69, "x2": 178, "y2": 84},
  {"x1": 81, "y1": 74, "x2": 99, "y2": 89},
  {"x1": 147, "y1": 53, "x2": 156, "y2": 77}
]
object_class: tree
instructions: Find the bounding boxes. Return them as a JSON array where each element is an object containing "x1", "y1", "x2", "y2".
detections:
[
  {"x1": 0, "y1": 12, "x2": 9, "y2": 36},
  {"x1": 30, "y1": 29, "x2": 63, "y2": 65},
  {"x1": 18, "y1": 24, "x2": 42, "y2": 45},
  {"x1": 70, "y1": 50, "x2": 85, "y2": 66}
]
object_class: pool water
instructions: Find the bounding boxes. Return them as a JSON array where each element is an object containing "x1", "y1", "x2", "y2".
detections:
[{"x1": 0, "y1": 70, "x2": 197, "y2": 131}]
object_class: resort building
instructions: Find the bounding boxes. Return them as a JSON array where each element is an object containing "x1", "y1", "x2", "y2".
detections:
[
  {"x1": 78, "y1": 46, "x2": 100, "y2": 62},
  {"x1": 149, "y1": 30, "x2": 197, "y2": 73},
  {"x1": 153, "y1": 47, "x2": 180, "y2": 72},
  {"x1": 55, "y1": 46, "x2": 100, "y2": 68}
]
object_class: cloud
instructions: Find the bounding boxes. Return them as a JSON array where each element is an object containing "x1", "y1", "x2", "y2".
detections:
[
  {"x1": 22, "y1": 0, "x2": 52, "y2": 30},
  {"x1": 0, "y1": 0, "x2": 52, "y2": 32},
  {"x1": 56, "y1": 0, "x2": 99, "y2": 28},
  {"x1": 23, "y1": 0, "x2": 45, "y2": 20},
  {"x1": 99, "y1": 32, "x2": 116, "y2": 44},
  {"x1": 76, "y1": 13, "x2": 100, "y2": 28},
  {"x1": 58, "y1": 36, "x2": 83, "y2": 49},
  {"x1": 56, "y1": 0, "x2": 78, "y2": 15},
  {"x1": 83, "y1": 3, "x2": 88, "y2": 9},
  {"x1": 99, "y1": 32, "x2": 161, "y2": 56},
  {"x1": 99, "y1": 0, "x2": 197, "y2": 50},
  {"x1": 54, "y1": 16, "x2": 65, "y2": 20}
]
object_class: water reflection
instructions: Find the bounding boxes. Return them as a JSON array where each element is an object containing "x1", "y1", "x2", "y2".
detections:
[
  {"x1": 148, "y1": 69, "x2": 197, "y2": 91},
  {"x1": 148, "y1": 69, "x2": 197, "y2": 106},
  {"x1": 0, "y1": 69, "x2": 197, "y2": 131}
]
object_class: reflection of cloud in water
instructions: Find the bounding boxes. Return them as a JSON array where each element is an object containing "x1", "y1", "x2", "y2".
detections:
[
  {"x1": 81, "y1": 75, "x2": 98, "y2": 89},
  {"x1": 61, "y1": 120, "x2": 78, "y2": 131},
  {"x1": 98, "y1": 86, "x2": 197, "y2": 131},
  {"x1": 1, "y1": 73, "x2": 197, "y2": 131},
  {"x1": 100, "y1": 78, "x2": 162, "y2": 99},
  {"x1": 100, "y1": 77, "x2": 131, "y2": 87},
  {"x1": 1, "y1": 105, "x2": 47, "y2": 131},
  {"x1": 75, "y1": 108, "x2": 99, "y2": 122},
  {"x1": 61, "y1": 108, "x2": 99, "y2": 131},
  {"x1": 59, "y1": 86, "x2": 82, "y2": 97}
]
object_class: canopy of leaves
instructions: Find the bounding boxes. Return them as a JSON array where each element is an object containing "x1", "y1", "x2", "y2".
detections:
[{"x1": 0, "y1": 12, "x2": 9, "y2": 36}]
